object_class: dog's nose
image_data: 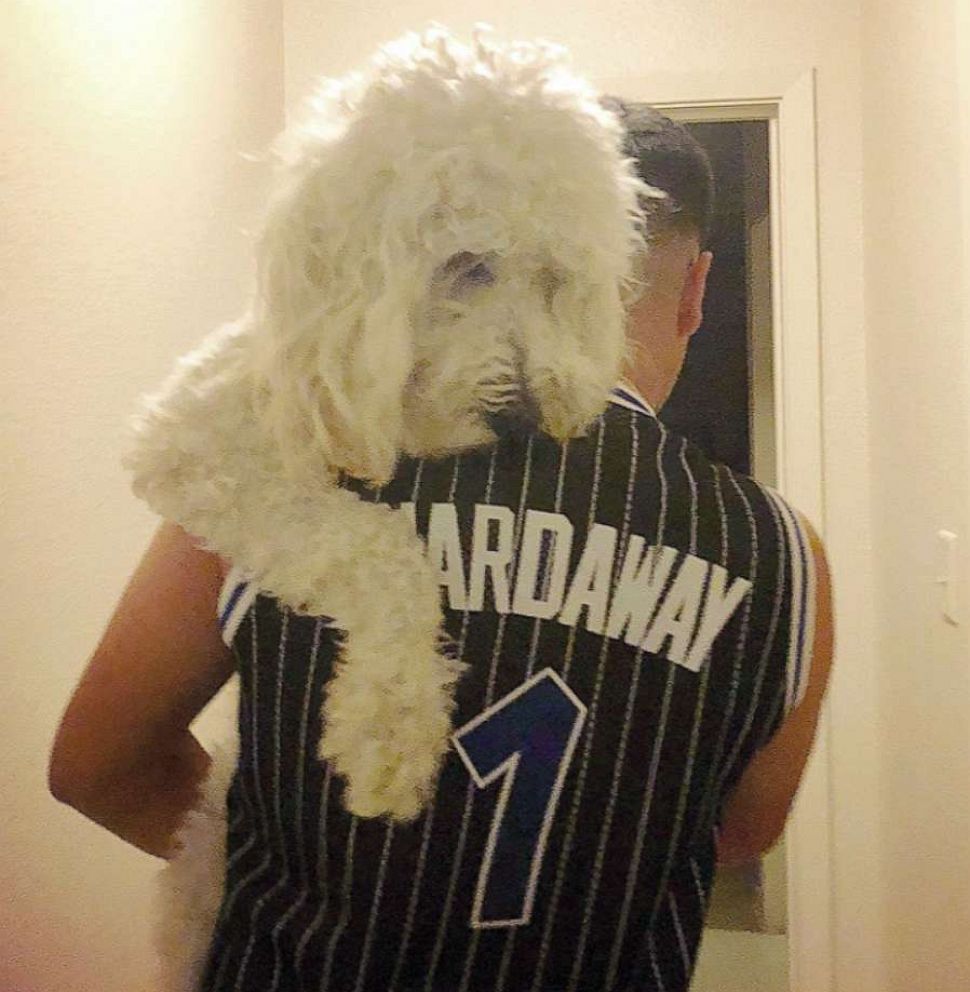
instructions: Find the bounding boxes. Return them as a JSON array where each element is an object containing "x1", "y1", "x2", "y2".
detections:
[{"x1": 485, "y1": 391, "x2": 542, "y2": 440}]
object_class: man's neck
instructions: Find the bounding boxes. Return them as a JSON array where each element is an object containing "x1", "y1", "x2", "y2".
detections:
[{"x1": 620, "y1": 360, "x2": 666, "y2": 413}]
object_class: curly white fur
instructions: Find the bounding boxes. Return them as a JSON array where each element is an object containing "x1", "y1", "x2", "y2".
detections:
[
  {"x1": 152, "y1": 740, "x2": 238, "y2": 992},
  {"x1": 122, "y1": 22, "x2": 653, "y2": 989}
]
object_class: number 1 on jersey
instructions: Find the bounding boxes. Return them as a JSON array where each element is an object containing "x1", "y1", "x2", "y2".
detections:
[{"x1": 453, "y1": 668, "x2": 587, "y2": 928}]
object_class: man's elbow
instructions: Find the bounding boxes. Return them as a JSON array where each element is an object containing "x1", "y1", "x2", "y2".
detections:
[
  {"x1": 48, "y1": 724, "x2": 113, "y2": 807},
  {"x1": 717, "y1": 812, "x2": 787, "y2": 867},
  {"x1": 47, "y1": 736, "x2": 93, "y2": 806},
  {"x1": 48, "y1": 751, "x2": 79, "y2": 805}
]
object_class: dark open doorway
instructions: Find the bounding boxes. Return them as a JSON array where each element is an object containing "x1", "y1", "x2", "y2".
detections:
[{"x1": 659, "y1": 119, "x2": 774, "y2": 486}]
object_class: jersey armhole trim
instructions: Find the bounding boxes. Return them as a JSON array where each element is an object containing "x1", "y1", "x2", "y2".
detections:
[
  {"x1": 218, "y1": 564, "x2": 258, "y2": 647},
  {"x1": 764, "y1": 489, "x2": 817, "y2": 716}
]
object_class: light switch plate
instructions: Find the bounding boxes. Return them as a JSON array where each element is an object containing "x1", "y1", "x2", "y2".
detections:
[{"x1": 937, "y1": 530, "x2": 959, "y2": 625}]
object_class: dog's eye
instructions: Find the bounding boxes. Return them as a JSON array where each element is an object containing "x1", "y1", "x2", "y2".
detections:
[
  {"x1": 434, "y1": 252, "x2": 497, "y2": 297},
  {"x1": 465, "y1": 262, "x2": 494, "y2": 286}
]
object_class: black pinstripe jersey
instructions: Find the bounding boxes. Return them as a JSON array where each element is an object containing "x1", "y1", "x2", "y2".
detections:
[{"x1": 200, "y1": 384, "x2": 816, "y2": 992}]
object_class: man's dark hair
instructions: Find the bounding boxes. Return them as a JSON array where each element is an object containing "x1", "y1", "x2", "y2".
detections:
[{"x1": 602, "y1": 96, "x2": 716, "y2": 247}]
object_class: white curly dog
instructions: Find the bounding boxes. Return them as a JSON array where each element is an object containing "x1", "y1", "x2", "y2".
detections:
[{"x1": 122, "y1": 23, "x2": 656, "y2": 990}]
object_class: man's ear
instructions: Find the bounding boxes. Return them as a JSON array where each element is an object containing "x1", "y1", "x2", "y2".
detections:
[{"x1": 677, "y1": 250, "x2": 714, "y2": 339}]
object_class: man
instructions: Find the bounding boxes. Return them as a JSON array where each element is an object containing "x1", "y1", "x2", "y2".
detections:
[
  {"x1": 611, "y1": 99, "x2": 833, "y2": 872},
  {"x1": 50, "y1": 33, "x2": 832, "y2": 992}
]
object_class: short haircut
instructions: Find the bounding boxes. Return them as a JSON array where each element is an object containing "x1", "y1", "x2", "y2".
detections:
[{"x1": 601, "y1": 96, "x2": 716, "y2": 247}]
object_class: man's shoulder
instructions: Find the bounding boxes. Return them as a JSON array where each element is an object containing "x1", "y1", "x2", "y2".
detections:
[{"x1": 618, "y1": 412, "x2": 799, "y2": 533}]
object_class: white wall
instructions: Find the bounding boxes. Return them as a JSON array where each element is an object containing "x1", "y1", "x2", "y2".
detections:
[
  {"x1": 283, "y1": 6, "x2": 881, "y2": 991},
  {"x1": 863, "y1": 1, "x2": 970, "y2": 988},
  {"x1": 1, "y1": 2, "x2": 283, "y2": 988}
]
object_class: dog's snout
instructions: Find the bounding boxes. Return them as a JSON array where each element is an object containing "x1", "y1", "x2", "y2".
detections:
[{"x1": 485, "y1": 381, "x2": 542, "y2": 439}]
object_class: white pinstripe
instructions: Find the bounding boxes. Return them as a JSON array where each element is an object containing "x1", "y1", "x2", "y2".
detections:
[
  {"x1": 218, "y1": 680, "x2": 261, "y2": 910},
  {"x1": 668, "y1": 890, "x2": 691, "y2": 981},
  {"x1": 768, "y1": 493, "x2": 806, "y2": 711},
  {"x1": 684, "y1": 440, "x2": 699, "y2": 554},
  {"x1": 292, "y1": 763, "x2": 333, "y2": 971},
  {"x1": 352, "y1": 822, "x2": 396, "y2": 992},
  {"x1": 668, "y1": 475, "x2": 743, "y2": 869},
  {"x1": 266, "y1": 616, "x2": 327, "y2": 988},
  {"x1": 768, "y1": 491, "x2": 816, "y2": 713},
  {"x1": 710, "y1": 488, "x2": 788, "y2": 804},
  {"x1": 211, "y1": 635, "x2": 249, "y2": 941},
  {"x1": 646, "y1": 931, "x2": 666, "y2": 992},
  {"x1": 561, "y1": 419, "x2": 605, "y2": 681},
  {"x1": 387, "y1": 768, "x2": 444, "y2": 991},
  {"x1": 685, "y1": 473, "x2": 756, "y2": 841},
  {"x1": 234, "y1": 608, "x2": 292, "y2": 990},
  {"x1": 648, "y1": 441, "x2": 727, "y2": 944},
  {"x1": 758, "y1": 680, "x2": 789, "y2": 752},
  {"x1": 603, "y1": 428, "x2": 674, "y2": 991},
  {"x1": 655, "y1": 425, "x2": 670, "y2": 552},
  {"x1": 208, "y1": 731, "x2": 259, "y2": 986},
  {"x1": 210, "y1": 933, "x2": 234, "y2": 991},
  {"x1": 211, "y1": 608, "x2": 276, "y2": 988},
  {"x1": 525, "y1": 438, "x2": 570, "y2": 685},
  {"x1": 642, "y1": 446, "x2": 721, "y2": 937},
  {"x1": 565, "y1": 412, "x2": 640, "y2": 992},
  {"x1": 318, "y1": 816, "x2": 359, "y2": 992},
  {"x1": 426, "y1": 439, "x2": 534, "y2": 992},
  {"x1": 797, "y1": 510, "x2": 818, "y2": 711},
  {"x1": 683, "y1": 469, "x2": 753, "y2": 850},
  {"x1": 227, "y1": 802, "x2": 245, "y2": 834},
  {"x1": 493, "y1": 922, "x2": 518, "y2": 992},
  {"x1": 689, "y1": 857, "x2": 708, "y2": 914},
  {"x1": 528, "y1": 418, "x2": 608, "y2": 992},
  {"x1": 457, "y1": 928, "x2": 481, "y2": 992}
]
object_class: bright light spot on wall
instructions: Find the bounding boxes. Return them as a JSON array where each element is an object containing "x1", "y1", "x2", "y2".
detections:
[{"x1": 44, "y1": 1, "x2": 185, "y2": 112}]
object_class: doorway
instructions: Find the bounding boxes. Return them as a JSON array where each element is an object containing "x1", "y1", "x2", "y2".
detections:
[{"x1": 654, "y1": 114, "x2": 788, "y2": 991}]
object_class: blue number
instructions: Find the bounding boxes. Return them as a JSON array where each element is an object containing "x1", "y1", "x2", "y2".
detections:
[{"x1": 453, "y1": 668, "x2": 587, "y2": 928}]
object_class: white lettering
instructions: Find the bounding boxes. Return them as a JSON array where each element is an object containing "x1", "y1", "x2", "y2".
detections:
[
  {"x1": 428, "y1": 503, "x2": 467, "y2": 610},
  {"x1": 682, "y1": 564, "x2": 752, "y2": 672},
  {"x1": 468, "y1": 504, "x2": 515, "y2": 613},
  {"x1": 559, "y1": 524, "x2": 617, "y2": 635},
  {"x1": 512, "y1": 511, "x2": 574, "y2": 619},
  {"x1": 607, "y1": 539, "x2": 678, "y2": 645},
  {"x1": 642, "y1": 555, "x2": 708, "y2": 665},
  {"x1": 401, "y1": 500, "x2": 750, "y2": 675}
]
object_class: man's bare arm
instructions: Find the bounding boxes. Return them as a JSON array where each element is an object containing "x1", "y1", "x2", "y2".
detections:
[
  {"x1": 48, "y1": 521, "x2": 235, "y2": 859},
  {"x1": 717, "y1": 516, "x2": 834, "y2": 865}
]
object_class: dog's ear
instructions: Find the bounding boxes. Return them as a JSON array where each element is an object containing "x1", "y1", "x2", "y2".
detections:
[
  {"x1": 514, "y1": 260, "x2": 629, "y2": 441},
  {"x1": 250, "y1": 162, "x2": 427, "y2": 486}
]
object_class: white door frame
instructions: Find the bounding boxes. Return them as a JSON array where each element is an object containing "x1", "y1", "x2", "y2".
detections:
[{"x1": 596, "y1": 69, "x2": 832, "y2": 992}]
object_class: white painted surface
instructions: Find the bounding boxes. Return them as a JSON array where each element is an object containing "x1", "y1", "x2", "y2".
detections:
[
  {"x1": 862, "y1": 0, "x2": 970, "y2": 988},
  {"x1": 1, "y1": 2, "x2": 282, "y2": 989},
  {"x1": 692, "y1": 930, "x2": 789, "y2": 992}
]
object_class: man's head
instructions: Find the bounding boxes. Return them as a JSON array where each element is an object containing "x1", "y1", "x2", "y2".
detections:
[{"x1": 604, "y1": 98, "x2": 716, "y2": 410}]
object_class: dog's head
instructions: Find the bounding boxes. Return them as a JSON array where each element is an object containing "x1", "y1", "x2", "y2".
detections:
[{"x1": 250, "y1": 25, "x2": 655, "y2": 485}]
